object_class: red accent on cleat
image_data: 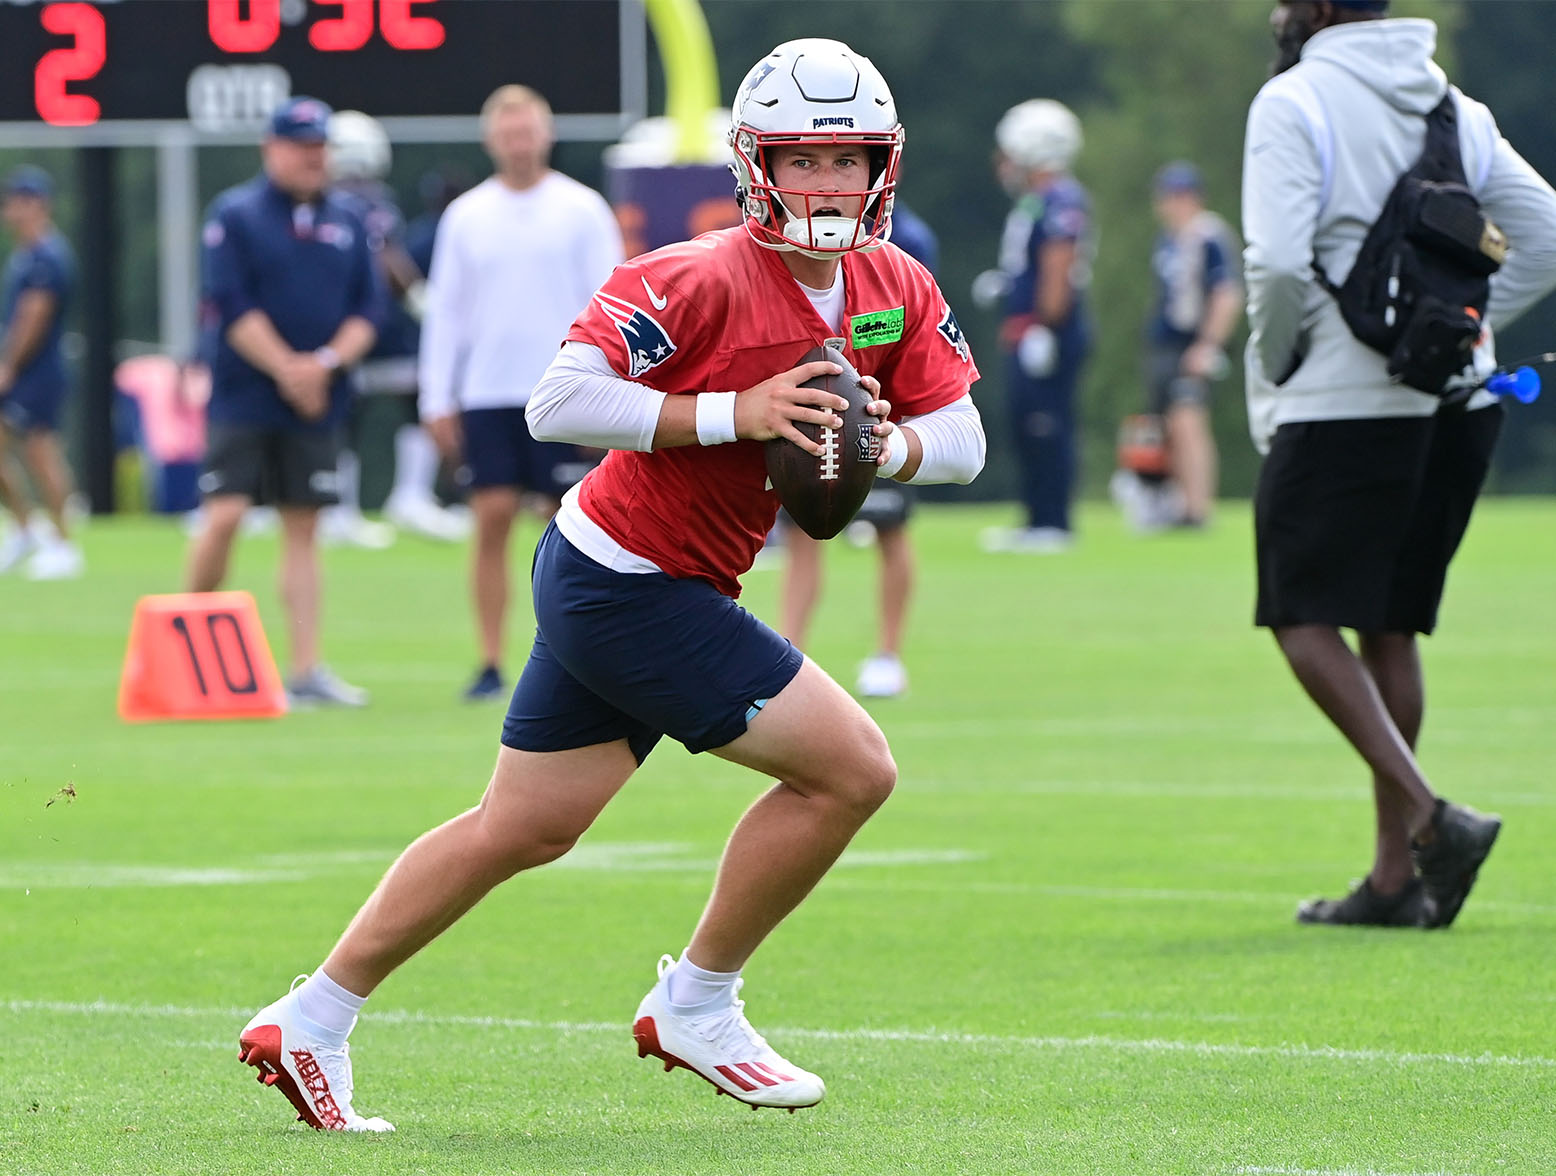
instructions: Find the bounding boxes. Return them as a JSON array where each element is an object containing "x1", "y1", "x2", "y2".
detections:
[
  {"x1": 734, "y1": 1061, "x2": 780, "y2": 1087},
  {"x1": 714, "y1": 1064, "x2": 760, "y2": 1092},
  {"x1": 238, "y1": 1023, "x2": 342, "y2": 1130},
  {"x1": 632, "y1": 1011, "x2": 820, "y2": 1110},
  {"x1": 754, "y1": 1060, "x2": 797, "y2": 1083},
  {"x1": 632, "y1": 1015, "x2": 661, "y2": 1059}
]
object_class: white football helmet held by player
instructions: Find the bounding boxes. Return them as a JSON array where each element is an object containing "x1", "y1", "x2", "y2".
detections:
[
  {"x1": 729, "y1": 38, "x2": 903, "y2": 259},
  {"x1": 995, "y1": 99, "x2": 1082, "y2": 174},
  {"x1": 328, "y1": 110, "x2": 391, "y2": 183}
]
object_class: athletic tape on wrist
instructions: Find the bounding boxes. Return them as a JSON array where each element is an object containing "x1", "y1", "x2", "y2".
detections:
[
  {"x1": 695, "y1": 391, "x2": 739, "y2": 446},
  {"x1": 876, "y1": 424, "x2": 908, "y2": 478}
]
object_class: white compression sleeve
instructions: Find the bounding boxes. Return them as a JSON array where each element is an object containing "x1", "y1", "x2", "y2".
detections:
[
  {"x1": 525, "y1": 341, "x2": 668, "y2": 452},
  {"x1": 897, "y1": 394, "x2": 986, "y2": 486}
]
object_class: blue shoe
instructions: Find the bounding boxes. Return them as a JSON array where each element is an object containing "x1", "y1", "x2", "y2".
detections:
[{"x1": 463, "y1": 665, "x2": 505, "y2": 702}]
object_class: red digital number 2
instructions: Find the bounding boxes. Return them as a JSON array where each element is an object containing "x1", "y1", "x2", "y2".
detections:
[{"x1": 34, "y1": 2, "x2": 106, "y2": 126}]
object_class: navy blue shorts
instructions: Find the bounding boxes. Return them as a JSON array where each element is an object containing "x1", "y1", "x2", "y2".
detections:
[
  {"x1": 0, "y1": 382, "x2": 65, "y2": 433},
  {"x1": 502, "y1": 523, "x2": 804, "y2": 762},
  {"x1": 459, "y1": 406, "x2": 579, "y2": 498}
]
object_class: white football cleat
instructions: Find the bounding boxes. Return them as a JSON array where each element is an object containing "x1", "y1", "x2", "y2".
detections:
[
  {"x1": 632, "y1": 955, "x2": 825, "y2": 1111},
  {"x1": 239, "y1": 981, "x2": 394, "y2": 1132}
]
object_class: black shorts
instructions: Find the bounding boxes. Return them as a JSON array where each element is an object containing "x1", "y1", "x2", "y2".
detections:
[
  {"x1": 855, "y1": 482, "x2": 914, "y2": 532},
  {"x1": 459, "y1": 406, "x2": 579, "y2": 498},
  {"x1": 1254, "y1": 405, "x2": 1502, "y2": 635},
  {"x1": 199, "y1": 423, "x2": 342, "y2": 507},
  {"x1": 1147, "y1": 344, "x2": 1209, "y2": 415}
]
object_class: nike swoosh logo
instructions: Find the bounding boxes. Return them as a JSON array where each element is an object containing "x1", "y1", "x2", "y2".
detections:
[{"x1": 641, "y1": 275, "x2": 668, "y2": 311}]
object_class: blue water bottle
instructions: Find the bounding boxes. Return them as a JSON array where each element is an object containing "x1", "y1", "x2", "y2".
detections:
[{"x1": 1486, "y1": 366, "x2": 1541, "y2": 403}]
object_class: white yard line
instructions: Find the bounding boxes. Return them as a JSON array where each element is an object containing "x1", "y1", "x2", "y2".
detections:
[
  {"x1": 0, "y1": 844, "x2": 986, "y2": 890},
  {"x1": 5, "y1": 847, "x2": 1547, "y2": 916},
  {"x1": 1234, "y1": 1167, "x2": 1477, "y2": 1176},
  {"x1": 906, "y1": 778, "x2": 1556, "y2": 808},
  {"x1": 5, "y1": 998, "x2": 1552, "y2": 1071}
]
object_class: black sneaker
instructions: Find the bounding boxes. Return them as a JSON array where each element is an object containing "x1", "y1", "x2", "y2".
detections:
[
  {"x1": 462, "y1": 665, "x2": 506, "y2": 702},
  {"x1": 1412, "y1": 799, "x2": 1502, "y2": 930},
  {"x1": 1296, "y1": 877, "x2": 1427, "y2": 927}
]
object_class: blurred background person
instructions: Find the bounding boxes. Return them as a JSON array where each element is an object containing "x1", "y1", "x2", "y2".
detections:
[
  {"x1": 403, "y1": 168, "x2": 471, "y2": 289},
  {"x1": 1113, "y1": 161, "x2": 1243, "y2": 532},
  {"x1": 419, "y1": 85, "x2": 623, "y2": 702},
  {"x1": 185, "y1": 97, "x2": 382, "y2": 707},
  {"x1": 1245, "y1": 0, "x2": 1556, "y2": 926},
  {"x1": 979, "y1": 100, "x2": 1093, "y2": 555},
  {"x1": 778, "y1": 199, "x2": 941, "y2": 699},
  {"x1": 0, "y1": 164, "x2": 81, "y2": 579},
  {"x1": 327, "y1": 111, "x2": 468, "y2": 546}
]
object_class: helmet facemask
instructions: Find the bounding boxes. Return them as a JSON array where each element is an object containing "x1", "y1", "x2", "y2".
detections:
[{"x1": 733, "y1": 132, "x2": 901, "y2": 258}]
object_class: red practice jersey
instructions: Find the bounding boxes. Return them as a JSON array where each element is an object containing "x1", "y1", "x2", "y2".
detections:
[{"x1": 567, "y1": 227, "x2": 979, "y2": 597}]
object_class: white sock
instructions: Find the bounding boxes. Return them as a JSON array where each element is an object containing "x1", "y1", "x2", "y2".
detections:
[
  {"x1": 292, "y1": 969, "x2": 367, "y2": 1045},
  {"x1": 666, "y1": 951, "x2": 740, "y2": 1010},
  {"x1": 391, "y1": 425, "x2": 440, "y2": 501}
]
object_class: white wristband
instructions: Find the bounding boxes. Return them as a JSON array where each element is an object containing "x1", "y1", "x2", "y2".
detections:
[
  {"x1": 695, "y1": 391, "x2": 739, "y2": 446},
  {"x1": 876, "y1": 423, "x2": 908, "y2": 479}
]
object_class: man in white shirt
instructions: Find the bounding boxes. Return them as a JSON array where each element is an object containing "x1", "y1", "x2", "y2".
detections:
[
  {"x1": 418, "y1": 85, "x2": 624, "y2": 701},
  {"x1": 1243, "y1": 0, "x2": 1556, "y2": 929}
]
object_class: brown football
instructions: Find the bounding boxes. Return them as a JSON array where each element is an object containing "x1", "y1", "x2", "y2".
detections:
[{"x1": 765, "y1": 342, "x2": 881, "y2": 540}]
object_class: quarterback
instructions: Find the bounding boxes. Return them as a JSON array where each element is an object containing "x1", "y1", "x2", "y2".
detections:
[{"x1": 238, "y1": 38, "x2": 984, "y2": 1128}]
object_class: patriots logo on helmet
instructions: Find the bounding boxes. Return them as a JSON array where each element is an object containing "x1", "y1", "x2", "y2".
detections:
[
  {"x1": 937, "y1": 306, "x2": 970, "y2": 363},
  {"x1": 742, "y1": 61, "x2": 776, "y2": 103},
  {"x1": 595, "y1": 292, "x2": 677, "y2": 378}
]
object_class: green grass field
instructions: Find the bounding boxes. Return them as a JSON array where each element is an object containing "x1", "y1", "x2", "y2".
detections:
[{"x1": 3, "y1": 501, "x2": 1554, "y2": 1176}]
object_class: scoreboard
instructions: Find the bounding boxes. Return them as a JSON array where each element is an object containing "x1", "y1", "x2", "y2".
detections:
[{"x1": 0, "y1": 0, "x2": 641, "y2": 140}]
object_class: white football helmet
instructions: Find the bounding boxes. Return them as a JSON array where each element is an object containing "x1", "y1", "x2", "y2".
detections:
[
  {"x1": 995, "y1": 99, "x2": 1082, "y2": 173},
  {"x1": 328, "y1": 110, "x2": 391, "y2": 182},
  {"x1": 729, "y1": 38, "x2": 903, "y2": 259}
]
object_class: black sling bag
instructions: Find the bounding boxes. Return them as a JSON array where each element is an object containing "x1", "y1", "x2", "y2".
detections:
[{"x1": 1314, "y1": 94, "x2": 1509, "y2": 395}]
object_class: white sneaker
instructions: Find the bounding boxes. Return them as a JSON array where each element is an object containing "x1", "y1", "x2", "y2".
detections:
[
  {"x1": 384, "y1": 491, "x2": 471, "y2": 543},
  {"x1": 843, "y1": 520, "x2": 876, "y2": 549},
  {"x1": 856, "y1": 653, "x2": 908, "y2": 699},
  {"x1": 979, "y1": 525, "x2": 1073, "y2": 555},
  {"x1": 0, "y1": 524, "x2": 36, "y2": 574},
  {"x1": 319, "y1": 509, "x2": 396, "y2": 550},
  {"x1": 25, "y1": 539, "x2": 83, "y2": 580},
  {"x1": 244, "y1": 506, "x2": 280, "y2": 537},
  {"x1": 632, "y1": 955, "x2": 825, "y2": 1111},
  {"x1": 239, "y1": 980, "x2": 394, "y2": 1132},
  {"x1": 286, "y1": 665, "x2": 370, "y2": 708}
]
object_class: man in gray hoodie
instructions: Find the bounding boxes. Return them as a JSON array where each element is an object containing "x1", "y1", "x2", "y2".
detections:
[{"x1": 1242, "y1": 0, "x2": 1556, "y2": 928}]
